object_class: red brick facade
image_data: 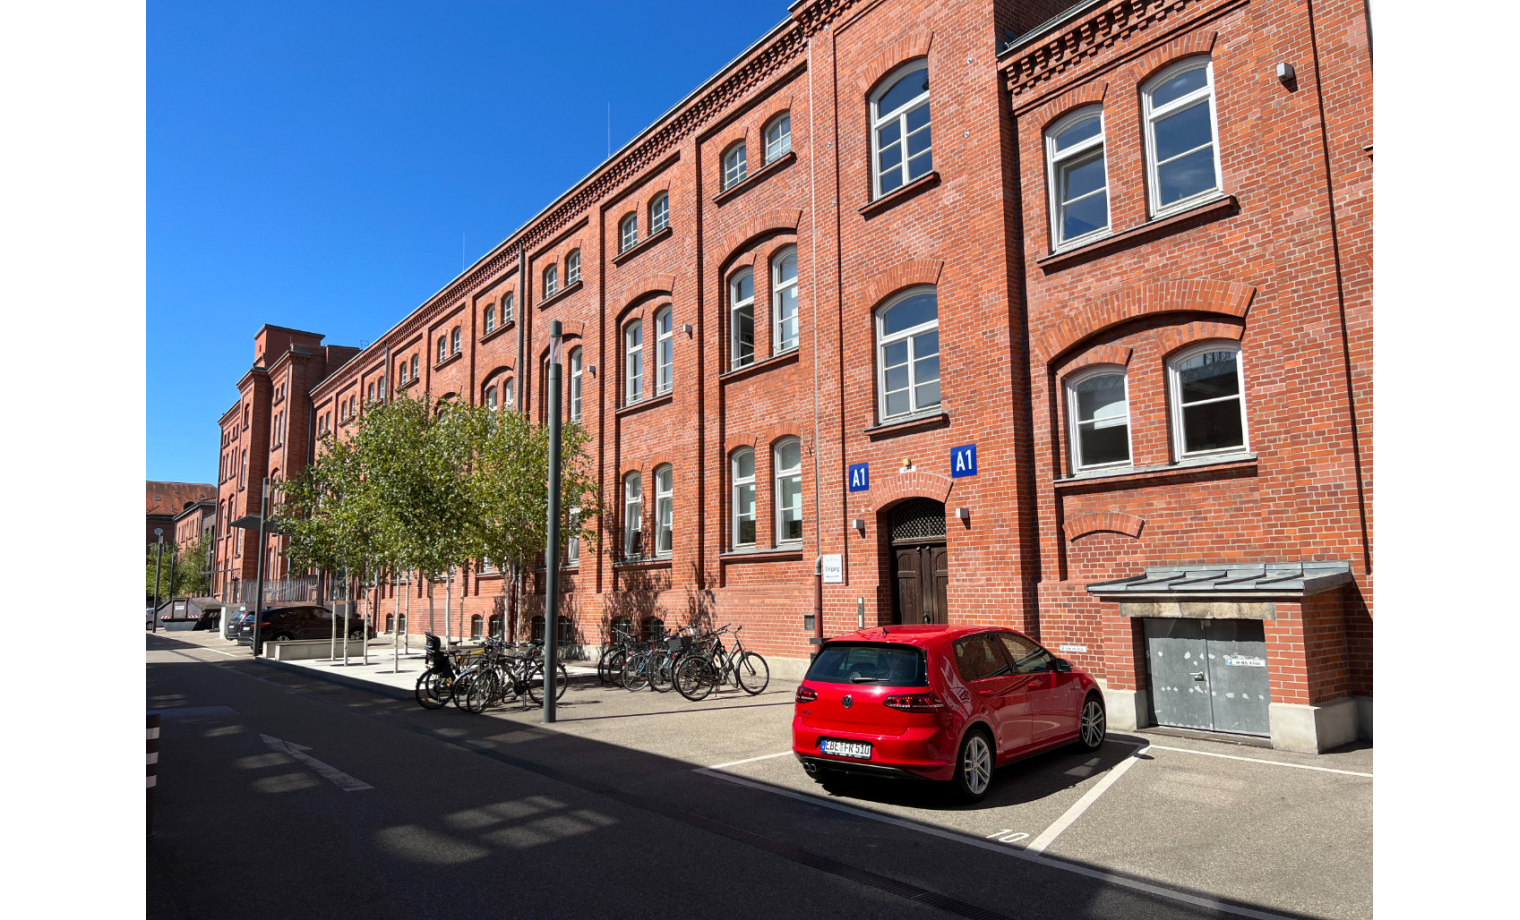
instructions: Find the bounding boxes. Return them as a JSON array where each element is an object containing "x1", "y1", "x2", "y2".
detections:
[{"x1": 210, "y1": 0, "x2": 1372, "y2": 750}]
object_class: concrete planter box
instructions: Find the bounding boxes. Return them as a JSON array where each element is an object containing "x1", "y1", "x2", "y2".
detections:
[{"x1": 263, "y1": 638, "x2": 372, "y2": 661}]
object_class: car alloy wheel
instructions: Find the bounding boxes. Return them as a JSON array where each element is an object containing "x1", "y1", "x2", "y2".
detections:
[
  {"x1": 1080, "y1": 697, "x2": 1106, "y2": 749},
  {"x1": 960, "y1": 732, "x2": 992, "y2": 798}
]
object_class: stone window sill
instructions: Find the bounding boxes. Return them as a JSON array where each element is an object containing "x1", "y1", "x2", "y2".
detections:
[
  {"x1": 720, "y1": 547, "x2": 804, "y2": 563},
  {"x1": 611, "y1": 227, "x2": 673, "y2": 266},
  {"x1": 434, "y1": 352, "x2": 463, "y2": 371},
  {"x1": 713, "y1": 151, "x2": 796, "y2": 206},
  {"x1": 480, "y1": 321, "x2": 516, "y2": 345},
  {"x1": 1036, "y1": 194, "x2": 1237, "y2": 272},
  {"x1": 719, "y1": 348, "x2": 799, "y2": 383},
  {"x1": 538, "y1": 280, "x2": 584, "y2": 311},
  {"x1": 859, "y1": 171, "x2": 940, "y2": 219},
  {"x1": 616, "y1": 391, "x2": 674, "y2": 418},
  {"x1": 613, "y1": 557, "x2": 671, "y2": 571},
  {"x1": 1054, "y1": 453, "x2": 1258, "y2": 490},
  {"x1": 864, "y1": 410, "x2": 949, "y2": 440}
]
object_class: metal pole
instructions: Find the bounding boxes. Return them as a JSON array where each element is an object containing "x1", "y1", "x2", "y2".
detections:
[
  {"x1": 146, "y1": 713, "x2": 160, "y2": 838},
  {"x1": 252, "y1": 479, "x2": 269, "y2": 656},
  {"x1": 343, "y1": 570, "x2": 351, "y2": 666},
  {"x1": 166, "y1": 543, "x2": 178, "y2": 615},
  {"x1": 152, "y1": 530, "x2": 164, "y2": 633},
  {"x1": 544, "y1": 320, "x2": 563, "y2": 723}
]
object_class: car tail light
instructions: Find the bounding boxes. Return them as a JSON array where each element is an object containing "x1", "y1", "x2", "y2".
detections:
[
  {"x1": 794, "y1": 686, "x2": 817, "y2": 704},
  {"x1": 883, "y1": 692, "x2": 945, "y2": 712}
]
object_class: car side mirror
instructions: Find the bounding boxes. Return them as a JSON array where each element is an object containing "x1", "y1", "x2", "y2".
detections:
[{"x1": 1051, "y1": 658, "x2": 1073, "y2": 673}]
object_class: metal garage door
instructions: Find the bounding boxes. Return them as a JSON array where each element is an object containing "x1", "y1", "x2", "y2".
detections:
[{"x1": 1143, "y1": 619, "x2": 1270, "y2": 736}]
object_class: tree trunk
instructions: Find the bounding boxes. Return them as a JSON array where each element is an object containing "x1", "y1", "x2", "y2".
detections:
[{"x1": 444, "y1": 566, "x2": 454, "y2": 647}]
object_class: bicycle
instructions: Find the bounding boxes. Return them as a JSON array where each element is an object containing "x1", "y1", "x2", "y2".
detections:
[
  {"x1": 673, "y1": 624, "x2": 770, "y2": 701},
  {"x1": 415, "y1": 633, "x2": 465, "y2": 709},
  {"x1": 597, "y1": 625, "x2": 637, "y2": 686},
  {"x1": 462, "y1": 638, "x2": 569, "y2": 713}
]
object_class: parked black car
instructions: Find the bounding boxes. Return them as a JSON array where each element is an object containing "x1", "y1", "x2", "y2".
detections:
[
  {"x1": 227, "y1": 609, "x2": 255, "y2": 640},
  {"x1": 237, "y1": 605, "x2": 376, "y2": 647}
]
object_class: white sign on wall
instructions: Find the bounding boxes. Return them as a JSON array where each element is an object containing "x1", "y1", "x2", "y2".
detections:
[
  {"x1": 1058, "y1": 644, "x2": 1088, "y2": 654},
  {"x1": 821, "y1": 554, "x2": 843, "y2": 584}
]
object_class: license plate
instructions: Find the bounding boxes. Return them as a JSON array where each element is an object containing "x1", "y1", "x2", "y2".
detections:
[{"x1": 820, "y1": 739, "x2": 871, "y2": 760}]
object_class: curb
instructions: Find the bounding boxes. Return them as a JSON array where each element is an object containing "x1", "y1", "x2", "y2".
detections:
[{"x1": 254, "y1": 656, "x2": 413, "y2": 701}]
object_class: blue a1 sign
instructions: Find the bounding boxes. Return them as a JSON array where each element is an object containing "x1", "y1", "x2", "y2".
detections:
[
  {"x1": 951, "y1": 444, "x2": 978, "y2": 478},
  {"x1": 847, "y1": 462, "x2": 869, "y2": 492}
]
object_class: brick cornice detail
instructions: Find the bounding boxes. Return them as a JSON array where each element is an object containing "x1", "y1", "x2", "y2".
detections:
[
  {"x1": 1037, "y1": 279, "x2": 1255, "y2": 363},
  {"x1": 1003, "y1": 0, "x2": 1214, "y2": 98},
  {"x1": 1033, "y1": 82, "x2": 1109, "y2": 131},
  {"x1": 856, "y1": 31, "x2": 935, "y2": 95},
  {"x1": 721, "y1": 209, "x2": 803, "y2": 262},
  {"x1": 862, "y1": 259, "x2": 944, "y2": 310},
  {"x1": 1057, "y1": 344, "x2": 1133, "y2": 379},
  {"x1": 862, "y1": 470, "x2": 954, "y2": 513},
  {"x1": 1064, "y1": 511, "x2": 1146, "y2": 541}
]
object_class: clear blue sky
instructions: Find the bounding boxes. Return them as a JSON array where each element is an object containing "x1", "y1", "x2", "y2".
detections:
[{"x1": 148, "y1": 0, "x2": 786, "y2": 482}]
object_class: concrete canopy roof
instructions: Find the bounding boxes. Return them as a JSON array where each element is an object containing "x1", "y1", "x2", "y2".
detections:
[{"x1": 1087, "y1": 562, "x2": 1353, "y2": 599}]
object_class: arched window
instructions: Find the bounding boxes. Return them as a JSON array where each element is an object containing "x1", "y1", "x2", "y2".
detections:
[
  {"x1": 773, "y1": 438, "x2": 803, "y2": 544},
  {"x1": 620, "y1": 213, "x2": 638, "y2": 252},
  {"x1": 1046, "y1": 106, "x2": 1109, "y2": 249},
  {"x1": 485, "y1": 385, "x2": 498, "y2": 411},
  {"x1": 437, "y1": 335, "x2": 447, "y2": 363},
  {"x1": 655, "y1": 306, "x2": 674, "y2": 395},
  {"x1": 654, "y1": 464, "x2": 673, "y2": 558},
  {"x1": 485, "y1": 304, "x2": 497, "y2": 335},
  {"x1": 875, "y1": 287, "x2": 940, "y2": 420},
  {"x1": 648, "y1": 193, "x2": 669, "y2": 234},
  {"x1": 385, "y1": 613, "x2": 395, "y2": 633},
  {"x1": 488, "y1": 614, "x2": 503, "y2": 639},
  {"x1": 731, "y1": 447, "x2": 755, "y2": 548},
  {"x1": 623, "y1": 471, "x2": 643, "y2": 559},
  {"x1": 729, "y1": 267, "x2": 754, "y2": 369},
  {"x1": 569, "y1": 347, "x2": 583, "y2": 422},
  {"x1": 1168, "y1": 342, "x2": 1248, "y2": 459},
  {"x1": 764, "y1": 112, "x2": 792, "y2": 163},
  {"x1": 502, "y1": 291, "x2": 514, "y2": 324},
  {"x1": 1065, "y1": 366, "x2": 1131, "y2": 471},
  {"x1": 451, "y1": 326, "x2": 461, "y2": 354},
  {"x1": 771, "y1": 246, "x2": 799, "y2": 354},
  {"x1": 531, "y1": 615, "x2": 546, "y2": 641},
  {"x1": 470, "y1": 615, "x2": 483, "y2": 640},
  {"x1": 565, "y1": 506, "x2": 580, "y2": 566},
  {"x1": 410, "y1": 354, "x2": 419, "y2": 379},
  {"x1": 503, "y1": 377, "x2": 515, "y2": 410},
  {"x1": 871, "y1": 61, "x2": 932, "y2": 197},
  {"x1": 398, "y1": 360, "x2": 407, "y2": 385},
  {"x1": 722, "y1": 142, "x2": 747, "y2": 189},
  {"x1": 566, "y1": 249, "x2": 581, "y2": 286},
  {"x1": 1142, "y1": 57, "x2": 1221, "y2": 216},
  {"x1": 624, "y1": 319, "x2": 643, "y2": 404},
  {"x1": 642, "y1": 616, "x2": 665, "y2": 641},
  {"x1": 543, "y1": 264, "x2": 559, "y2": 299},
  {"x1": 397, "y1": 613, "x2": 407, "y2": 635}
]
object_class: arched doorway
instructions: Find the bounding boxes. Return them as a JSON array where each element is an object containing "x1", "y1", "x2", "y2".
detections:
[{"x1": 887, "y1": 498, "x2": 948, "y2": 624}]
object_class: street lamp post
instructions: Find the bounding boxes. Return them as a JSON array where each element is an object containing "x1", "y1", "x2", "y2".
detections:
[
  {"x1": 543, "y1": 320, "x2": 563, "y2": 724},
  {"x1": 152, "y1": 530, "x2": 164, "y2": 633},
  {"x1": 251, "y1": 478, "x2": 269, "y2": 656}
]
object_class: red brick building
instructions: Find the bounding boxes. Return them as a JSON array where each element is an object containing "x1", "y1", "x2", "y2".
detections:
[
  {"x1": 211, "y1": 0, "x2": 1372, "y2": 752},
  {"x1": 146, "y1": 481, "x2": 214, "y2": 546}
]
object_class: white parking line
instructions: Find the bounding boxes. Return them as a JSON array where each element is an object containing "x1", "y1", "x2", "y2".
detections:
[
  {"x1": 1147, "y1": 744, "x2": 1373, "y2": 777},
  {"x1": 1026, "y1": 743, "x2": 1149, "y2": 854},
  {"x1": 696, "y1": 763, "x2": 1298, "y2": 920},
  {"x1": 703, "y1": 751, "x2": 794, "y2": 771}
]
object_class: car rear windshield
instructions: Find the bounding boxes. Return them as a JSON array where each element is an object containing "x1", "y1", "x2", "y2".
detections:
[{"x1": 806, "y1": 643, "x2": 928, "y2": 686}]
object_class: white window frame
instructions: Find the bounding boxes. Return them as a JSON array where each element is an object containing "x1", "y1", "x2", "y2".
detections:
[
  {"x1": 624, "y1": 320, "x2": 643, "y2": 404},
  {"x1": 543, "y1": 264, "x2": 558, "y2": 299},
  {"x1": 874, "y1": 286, "x2": 941, "y2": 422},
  {"x1": 1064, "y1": 365, "x2": 1133, "y2": 472},
  {"x1": 773, "y1": 438, "x2": 803, "y2": 545},
  {"x1": 870, "y1": 60, "x2": 932, "y2": 199},
  {"x1": 729, "y1": 267, "x2": 754, "y2": 369},
  {"x1": 503, "y1": 377, "x2": 515, "y2": 411},
  {"x1": 655, "y1": 306, "x2": 674, "y2": 395},
  {"x1": 771, "y1": 246, "x2": 799, "y2": 355},
  {"x1": 764, "y1": 113, "x2": 792, "y2": 163},
  {"x1": 731, "y1": 448, "x2": 755, "y2": 549},
  {"x1": 623, "y1": 472, "x2": 642, "y2": 560},
  {"x1": 437, "y1": 336, "x2": 446, "y2": 363},
  {"x1": 1142, "y1": 57, "x2": 1223, "y2": 218},
  {"x1": 648, "y1": 193, "x2": 668, "y2": 234},
  {"x1": 1167, "y1": 341, "x2": 1250, "y2": 460},
  {"x1": 451, "y1": 326, "x2": 461, "y2": 354},
  {"x1": 486, "y1": 385, "x2": 498, "y2": 411},
  {"x1": 566, "y1": 249, "x2": 581, "y2": 286},
  {"x1": 566, "y1": 507, "x2": 580, "y2": 566},
  {"x1": 410, "y1": 355, "x2": 419, "y2": 379},
  {"x1": 620, "y1": 213, "x2": 638, "y2": 252},
  {"x1": 723, "y1": 142, "x2": 747, "y2": 189},
  {"x1": 485, "y1": 305, "x2": 496, "y2": 334},
  {"x1": 1045, "y1": 105, "x2": 1111, "y2": 250},
  {"x1": 569, "y1": 347, "x2": 583, "y2": 422},
  {"x1": 501, "y1": 292, "x2": 514, "y2": 324},
  {"x1": 654, "y1": 464, "x2": 673, "y2": 558}
]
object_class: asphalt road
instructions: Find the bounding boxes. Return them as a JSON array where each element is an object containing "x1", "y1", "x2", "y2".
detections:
[{"x1": 148, "y1": 632, "x2": 1367, "y2": 920}]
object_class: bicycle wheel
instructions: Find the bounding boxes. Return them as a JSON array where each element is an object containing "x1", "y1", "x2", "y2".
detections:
[
  {"x1": 451, "y1": 668, "x2": 479, "y2": 709},
  {"x1": 526, "y1": 662, "x2": 570, "y2": 704},
  {"x1": 650, "y1": 650, "x2": 675, "y2": 693},
  {"x1": 735, "y1": 651, "x2": 771, "y2": 695},
  {"x1": 675, "y1": 656, "x2": 714, "y2": 701},
  {"x1": 463, "y1": 669, "x2": 500, "y2": 714},
  {"x1": 414, "y1": 671, "x2": 453, "y2": 710},
  {"x1": 597, "y1": 648, "x2": 625, "y2": 686},
  {"x1": 622, "y1": 652, "x2": 651, "y2": 692}
]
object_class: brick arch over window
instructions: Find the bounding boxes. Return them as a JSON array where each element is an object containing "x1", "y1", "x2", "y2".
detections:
[
  {"x1": 725, "y1": 432, "x2": 761, "y2": 455},
  {"x1": 721, "y1": 209, "x2": 802, "y2": 261},
  {"x1": 1037, "y1": 280, "x2": 1256, "y2": 363},
  {"x1": 1130, "y1": 30, "x2": 1219, "y2": 86},
  {"x1": 758, "y1": 421, "x2": 809, "y2": 453},
  {"x1": 1064, "y1": 511, "x2": 1146, "y2": 541},
  {"x1": 1057, "y1": 344, "x2": 1133, "y2": 379},
  {"x1": 862, "y1": 470, "x2": 954, "y2": 514},
  {"x1": 1155, "y1": 320, "x2": 1244, "y2": 359},
  {"x1": 855, "y1": 31, "x2": 935, "y2": 95},
  {"x1": 622, "y1": 276, "x2": 676, "y2": 316},
  {"x1": 759, "y1": 95, "x2": 794, "y2": 132},
  {"x1": 647, "y1": 452, "x2": 677, "y2": 473},
  {"x1": 862, "y1": 259, "x2": 944, "y2": 311},
  {"x1": 716, "y1": 128, "x2": 750, "y2": 160},
  {"x1": 1033, "y1": 81, "x2": 1109, "y2": 132}
]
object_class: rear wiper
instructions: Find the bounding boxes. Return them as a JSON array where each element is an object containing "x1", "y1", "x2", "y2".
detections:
[{"x1": 850, "y1": 676, "x2": 887, "y2": 682}]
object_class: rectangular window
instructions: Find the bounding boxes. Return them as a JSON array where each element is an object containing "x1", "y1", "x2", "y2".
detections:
[
  {"x1": 1144, "y1": 60, "x2": 1222, "y2": 216},
  {"x1": 765, "y1": 114, "x2": 792, "y2": 163},
  {"x1": 1169, "y1": 345, "x2": 1248, "y2": 458},
  {"x1": 656, "y1": 309, "x2": 674, "y2": 395},
  {"x1": 1047, "y1": 109, "x2": 1109, "y2": 249},
  {"x1": 732, "y1": 449, "x2": 755, "y2": 548},
  {"x1": 566, "y1": 507, "x2": 580, "y2": 566},
  {"x1": 774, "y1": 439, "x2": 802, "y2": 544},
  {"x1": 654, "y1": 466, "x2": 673, "y2": 558},
  {"x1": 623, "y1": 473, "x2": 642, "y2": 559},
  {"x1": 1067, "y1": 370, "x2": 1131, "y2": 470},
  {"x1": 730, "y1": 269, "x2": 754, "y2": 369},
  {"x1": 569, "y1": 349, "x2": 583, "y2": 422},
  {"x1": 649, "y1": 194, "x2": 668, "y2": 234},
  {"x1": 567, "y1": 250, "x2": 581, "y2": 286},
  {"x1": 544, "y1": 265, "x2": 558, "y2": 299},
  {"x1": 723, "y1": 143, "x2": 747, "y2": 189},
  {"x1": 502, "y1": 292, "x2": 514, "y2": 324},
  {"x1": 625, "y1": 322, "x2": 643, "y2": 404},
  {"x1": 772, "y1": 248, "x2": 798, "y2": 354}
]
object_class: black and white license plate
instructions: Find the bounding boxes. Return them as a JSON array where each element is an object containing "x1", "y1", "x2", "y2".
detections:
[{"x1": 820, "y1": 739, "x2": 872, "y2": 760}]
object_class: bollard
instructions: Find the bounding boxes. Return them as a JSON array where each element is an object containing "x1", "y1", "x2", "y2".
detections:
[{"x1": 147, "y1": 713, "x2": 160, "y2": 838}]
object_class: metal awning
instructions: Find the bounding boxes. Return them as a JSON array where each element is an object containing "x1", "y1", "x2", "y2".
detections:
[
  {"x1": 228, "y1": 514, "x2": 288, "y2": 535},
  {"x1": 1087, "y1": 561, "x2": 1353, "y2": 598}
]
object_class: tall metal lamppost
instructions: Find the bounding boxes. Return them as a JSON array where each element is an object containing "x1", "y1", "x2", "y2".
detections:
[
  {"x1": 152, "y1": 529, "x2": 164, "y2": 633},
  {"x1": 543, "y1": 321, "x2": 563, "y2": 723},
  {"x1": 251, "y1": 477, "x2": 270, "y2": 656}
]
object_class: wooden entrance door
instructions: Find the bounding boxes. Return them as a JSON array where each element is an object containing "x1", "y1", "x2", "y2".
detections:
[{"x1": 888, "y1": 499, "x2": 949, "y2": 625}]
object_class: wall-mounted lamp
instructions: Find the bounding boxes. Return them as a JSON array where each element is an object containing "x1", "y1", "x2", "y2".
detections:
[
  {"x1": 1276, "y1": 62, "x2": 1296, "y2": 85},
  {"x1": 954, "y1": 507, "x2": 970, "y2": 526},
  {"x1": 851, "y1": 518, "x2": 865, "y2": 535},
  {"x1": 587, "y1": 364, "x2": 597, "y2": 377},
  {"x1": 681, "y1": 323, "x2": 694, "y2": 337}
]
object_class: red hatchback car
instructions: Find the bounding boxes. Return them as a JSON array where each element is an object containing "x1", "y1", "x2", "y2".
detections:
[{"x1": 792, "y1": 625, "x2": 1107, "y2": 801}]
